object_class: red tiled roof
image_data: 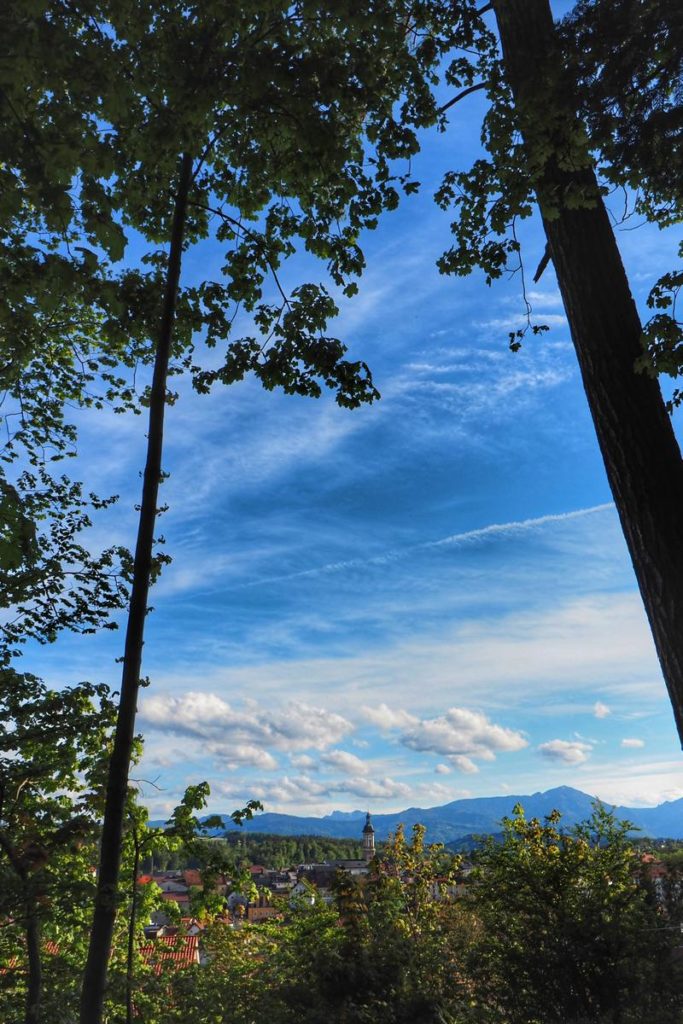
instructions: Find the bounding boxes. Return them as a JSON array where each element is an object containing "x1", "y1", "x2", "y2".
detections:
[
  {"x1": 161, "y1": 892, "x2": 190, "y2": 904},
  {"x1": 1, "y1": 941, "x2": 60, "y2": 975},
  {"x1": 139, "y1": 934, "x2": 199, "y2": 975},
  {"x1": 183, "y1": 869, "x2": 202, "y2": 887}
]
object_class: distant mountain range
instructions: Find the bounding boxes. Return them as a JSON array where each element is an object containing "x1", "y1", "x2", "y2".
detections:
[{"x1": 153, "y1": 786, "x2": 683, "y2": 842}]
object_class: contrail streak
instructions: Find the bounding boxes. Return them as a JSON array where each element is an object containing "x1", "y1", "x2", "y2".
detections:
[{"x1": 239, "y1": 502, "x2": 614, "y2": 589}]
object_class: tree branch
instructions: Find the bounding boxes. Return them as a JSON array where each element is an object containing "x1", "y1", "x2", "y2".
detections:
[
  {"x1": 533, "y1": 243, "x2": 552, "y2": 283},
  {"x1": 438, "y1": 82, "x2": 487, "y2": 115}
]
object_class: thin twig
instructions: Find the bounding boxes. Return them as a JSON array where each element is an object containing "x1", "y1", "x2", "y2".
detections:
[{"x1": 188, "y1": 200, "x2": 292, "y2": 310}]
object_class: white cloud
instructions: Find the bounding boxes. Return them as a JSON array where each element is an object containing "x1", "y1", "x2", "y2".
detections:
[
  {"x1": 321, "y1": 750, "x2": 369, "y2": 775},
  {"x1": 416, "y1": 781, "x2": 460, "y2": 800},
  {"x1": 621, "y1": 738, "x2": 645, "y2": 749},
  {"x1": 139, "y1": 692, "x2": 353, "y2": 752},
  {"x1": 526, "y1": 289, "x2": 565, "y2": 308},
  {"x1": 360, "y1": 703, "x2": 418, "y2": 730},
  {"x1": 476, "y1": 308, "x2": 569, "y2": 329},
  {"x1": 538, "y1": 739, "x2": 593, "y2": 765},
  {"x1": 401, "y1": 707, "x2": 527, "y2": 764},
  {"x1": 131, "y1": 592, "x2": 666, "y2": 773},
  {"x1": 594, "y1": 701, "x2": 611, "y2": 719},
  {"x1": 290, "y1": 754, "x2": 317, "y2": 770},
  {"x1": 449, "y1": 755, "x2": 479, "y2": 774},
  {"x1": 256, "y1": 774, "x2": 326, "y2": 805},
  {"x1": 578, "y1": 757, "x2": 683, "y2": 807},
  {"x1": 211, "y1": 770, "x2": 410, "y2": 809},
  {"x1": 330, "y1": 775, "x2": 411, "y2": 800},
  {"x1": 435, "y1": 763, "x2": 451, "y2": 775},
  {"x1": 207, "y1": 742, "x2": 278, "y2": 771}
]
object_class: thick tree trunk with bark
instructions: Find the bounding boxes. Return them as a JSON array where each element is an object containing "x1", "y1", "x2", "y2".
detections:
[
  {"x1": 79, "y1": 152, "x2": 193, "y2": 1024},
  {"x1": 493, "y1": 0, "x2": 683, "y2": 743}
]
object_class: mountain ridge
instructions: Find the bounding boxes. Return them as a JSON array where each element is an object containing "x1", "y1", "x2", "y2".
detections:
[{"x1": 151, "y1": 786, "x2": 683, "y2": 842}]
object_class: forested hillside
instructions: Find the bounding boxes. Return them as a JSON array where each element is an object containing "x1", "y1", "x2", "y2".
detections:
[{"x1": 144, "y1": 834, "x2": 364, "y2": 872}]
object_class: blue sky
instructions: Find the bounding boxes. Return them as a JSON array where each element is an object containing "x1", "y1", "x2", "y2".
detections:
[{"x1": 22, "y1": 4, "x2": 683, "y2": 820}]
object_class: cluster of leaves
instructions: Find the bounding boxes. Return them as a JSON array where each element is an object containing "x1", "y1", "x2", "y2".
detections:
[
  {"x1": 0, "y1": 674, "x2": 261, "y2": 1023},
  {"x1": 560, "y1": 0, "x2": 683, "y2": 404},
  {"x1": 465, "y1": 804, "x2": 683, "y2": 1024},
  {"x1": 433, "y1": 3, "x2": 607, "y2": 353},
  {"x1": 432, "y1": 0, "x2": 683, "y2": 370},
  {"x1": 561, "y1": 0, "x2": 682, "y2": 222},
  {"x1": 0, "y1": 671, "x2": 117, "y2": 1023},
  {"x1": 0, "y1": 473, "x2": 136, "y2": 664},
  {"x1": 636, "y1": 243, "x2": 683, "y2": 409}
]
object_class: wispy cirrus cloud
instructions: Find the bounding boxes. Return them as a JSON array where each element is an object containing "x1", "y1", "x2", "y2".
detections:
[{"x1": 239, "y1": 504, "x2": 613, "y2": 589}]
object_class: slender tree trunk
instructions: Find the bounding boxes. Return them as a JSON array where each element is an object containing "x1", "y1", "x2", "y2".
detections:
[
  {"x1": 79, "y1": 151, "x2": 193, "y2": 1024},
  {"x1": 125, "y1": 838, "x2": 141, "y2": 1024},
  {"x1": 25, "y1": 885, "x2": 42, "y2": 1024},
  {"x1": 493, "y1": 0, "x2": 683, "y2": 743}
]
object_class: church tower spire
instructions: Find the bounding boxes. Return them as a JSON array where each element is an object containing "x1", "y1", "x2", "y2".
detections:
[{"x1": 362, "y1": 811, "x2": 375, "y2": 862}]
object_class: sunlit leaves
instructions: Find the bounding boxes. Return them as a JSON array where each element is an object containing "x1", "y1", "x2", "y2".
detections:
[{"x1": 467, "y1": 804, "x2": 681, "y2": 1024}]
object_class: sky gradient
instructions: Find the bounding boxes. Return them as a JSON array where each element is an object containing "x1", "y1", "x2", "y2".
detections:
[{"x1": 21, "y1": 4, "x2": 683, "y2": 820}]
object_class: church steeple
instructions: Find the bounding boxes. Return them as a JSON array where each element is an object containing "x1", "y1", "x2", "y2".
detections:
[{"x1": 362, "y1": 811, "x2": 375, "y2": 862}]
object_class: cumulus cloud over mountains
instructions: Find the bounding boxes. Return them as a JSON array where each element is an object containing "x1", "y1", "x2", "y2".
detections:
[
  {"x1": 359, "y1": 704, "x2": 527, "y2": 772},
  {"x1": 400, "y1": 707, "x2": 527, "y2": 761}
]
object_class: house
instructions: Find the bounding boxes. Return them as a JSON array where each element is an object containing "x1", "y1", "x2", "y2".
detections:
[
  {"x1": 139, "y1": 934, "x2": 200, "y2": 975},
  {"x1": 246, "y1": 905, "x2": 279, "y2": 923},
  {"x1": 639, "y1": 853, "x2": 669, "y2": 903},
  {"x1": 161, "y1": 891, "x2": 191, "y2": 909},
  {"x1": 180, "y1": 916, "x2": 206, "y2": 937}
]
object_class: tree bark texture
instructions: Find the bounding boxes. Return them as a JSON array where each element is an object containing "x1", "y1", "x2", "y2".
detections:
[
  {"x1": 494, "y1": 0, "x2": 683, "y2": 742},
  {"x1": 125, "y1": 839, "x2": 140, "y2": 1024},
  {"x1": 79, "y1": 151, "x2": 193, "y2": 1024},
  {"x1": 25, "y1": 887, "x2": 42, "y2": 1024}
]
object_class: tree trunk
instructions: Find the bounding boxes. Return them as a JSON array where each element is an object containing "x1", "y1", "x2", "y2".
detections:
[
  {"x1": 493, "y1": 0, "x2": 683, "y2": 743},
  {"x1": 125, "y1": 838, "x2": 140, "y2": 1024},
  {"x1": 25, "y1": 886, "x2": 42, "y2": 1024},
  {"x1": 79, "y1": 151, "x2": 193, "y2": 1024}
]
